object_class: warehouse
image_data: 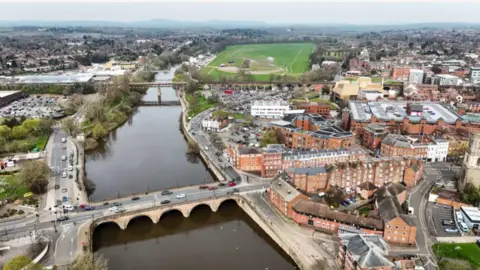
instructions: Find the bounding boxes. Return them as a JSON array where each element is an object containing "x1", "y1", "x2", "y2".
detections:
[
  {"x1": 460, "y1": 206, "x2": 480, "y2": 229},
  {"x1": 0, "y1": 90, "x2": 26, "y2": 107}
]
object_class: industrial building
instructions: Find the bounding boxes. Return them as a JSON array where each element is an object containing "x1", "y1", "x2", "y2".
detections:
[{"x1": 0, "y1": 90, "x2": 26, "y2": 107}]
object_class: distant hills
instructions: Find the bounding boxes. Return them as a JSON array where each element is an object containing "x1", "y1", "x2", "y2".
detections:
[{"x1": 0, "y1": 19, "x2": 480, "y2": 30}]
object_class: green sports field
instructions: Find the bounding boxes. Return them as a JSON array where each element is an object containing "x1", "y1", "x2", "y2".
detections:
[{"x1": 201, "y1": 43, "x2": 314, "y2": 82}]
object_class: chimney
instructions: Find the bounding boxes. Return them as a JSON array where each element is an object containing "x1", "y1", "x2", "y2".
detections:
[{"x1": 287, "y1": 189, "x2": 291, "y2": 194}]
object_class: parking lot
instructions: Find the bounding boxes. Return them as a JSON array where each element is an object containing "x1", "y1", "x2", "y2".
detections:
[
  {"x1": 431, "y1": 204, "x2": 461, "y2": 237},
  {"x1": 0, "y1": 95, "x2": 65, "y2": 118}
]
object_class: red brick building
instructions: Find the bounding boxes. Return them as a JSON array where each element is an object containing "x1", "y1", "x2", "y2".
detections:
[
  {"x1": 338, "y1": 233, "x2": 395, "y2": 270},
  {"x1": 286, "y1": 167, "x2": 328, "y2": 193},
  {"x1": 380, "y1": 134, "x2": 429, "y2": 159},
  {"x1": 362, "y1": 124, "x2": 388, "y2": 153},
  {"x1": 268, "y1": 178, "x2": 307, "y2": 217},
  {"x1": 292, "y1": 101, "x2": 331, "y2": 118},
  {"x1": 391, "y1": 67, "x2": 410, "y2": 81}
]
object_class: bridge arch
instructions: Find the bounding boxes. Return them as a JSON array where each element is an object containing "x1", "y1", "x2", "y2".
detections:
[
  {"x1": 159, "y1": 208, "x2": 189, "y2": 220},
  {"x1": 212, "y1": 197, "x2": 239, "y2": 212},
  {"x1": 125, "y1": 214, "x2": 157, "y2": 228},
  {"x1": 94, "y1": 220, "x2": 123, "y2": 231},
  {"x1": 185, "y1": 203, "x2": 214, "y2": 218}
]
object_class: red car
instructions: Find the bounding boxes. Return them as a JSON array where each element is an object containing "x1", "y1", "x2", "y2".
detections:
[
  {"x1": 199, "y1": 185, "x2": 208, "y2": 189},
  {"x1": 208, "y1": 187, "x2": 218, "y2": 191},
  {"x1": 228, "y1": 182, "x2": 237, "y2": 187}
]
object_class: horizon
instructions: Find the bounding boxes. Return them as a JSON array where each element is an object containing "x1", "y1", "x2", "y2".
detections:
[{"x1": 1, "y1": 2, "x2": 480, "y2": 25}]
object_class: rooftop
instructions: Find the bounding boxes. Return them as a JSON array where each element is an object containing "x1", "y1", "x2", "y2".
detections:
[
  {"x1": 349, "y1": 101, "x2": 460, "y2": 124},
  {"x1": 290, "y1": 166, "x2": 327, "y2": 175},
  {"x1": 270, "y1": 178, "x2": 302, "y2": 202},
  {"x1": 0, "y1": 90, "x2": 21, "y2": 98},
  {"x1": 339, "y1": 232, "x2": 394, "y2": 268},
  {"x1": 460, "y1": 207, "x2": 480, "y2": 222},
  {"x1": 283, "y1": 148, "x2": 368, "y2": 160},
  {"x1": 16, "y1": 74, "x2": 94, "y2": 84}
]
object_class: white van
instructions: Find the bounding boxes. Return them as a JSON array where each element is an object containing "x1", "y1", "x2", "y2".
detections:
[
  {"x1": 63, "y1": 204, "x2": 74, "y2": 211},
  {"x1": 456, "y1": 211, "x2": 463, "y2": 221}
]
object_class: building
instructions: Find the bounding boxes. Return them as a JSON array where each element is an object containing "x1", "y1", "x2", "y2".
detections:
[
  {"x1": 251, "y1": 100, "x2": 290, "y2": 119},
  {"x1": 345, "y1": 101, "x2": 467, "y2": 137},
  {"x1": 201, "y1": 118, "x2": 228, "y2": 132},
  {"x1": 460, "y1": 207, "x2": 480, "y2": 229},
  {"x1": 268, "y1": 178, "x2": 306, "y2": 217},
  {"x1": 460, "y1": 133, "x2": 480, "y2": 191},
  {"x1": 332, "y1": 77, "x2": 384, "y2": 104},
  {"x1": 433, "y1": 74, "x2": 459, "y2": 86},
  {"x1": 381, "y1": 134, "x2": 429, "y2": 160},
  {"x1": 403, "y1": 84, "x2": 439, "y2": 101},
  {"x1": 362, "y1": 124, "x2": 388, "y2": 154},
  {"x1": 338, "y1": 232, "x2": 394, "y2": 270},
  {"x1": 228, "y1": 147, "x2": 262, "y2": 174},
  {"x1": 0, "y1": 90, "x2": 25, "y2": 107},
  {"x1": 469, "y1": 67, "x2": 480, "y2": 84},
  {"x1": 282, "y1": 148, "x2": 369, "y2": 171},
  {"x1": 375, "y1": 183, "x2": 417, "y2": 245},
  {"x1": 409, "y1": 69, "x2": 424, "y2": 85},
  {"x1": 392, "y1": 67, "x2": 411, "y2": 81},
  {"x1": 292, "y1": 101, "x2": 331, "y2": 118},
  {"x1": 286, "y1": 167, "x2": 328, "y2": 193},
  {"x1": 427, "y1": 139, "x2": 449, "y2": 162},
  {"x1": 358, "y1": 90, "x2": 384, "y2": 101},
  {"x1": 261, "y1": 145, "x2": 284, "y2": 178}
]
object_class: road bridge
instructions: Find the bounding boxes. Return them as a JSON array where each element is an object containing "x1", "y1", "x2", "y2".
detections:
[{"x1": 92, "y1": 195, "x2": 241, "y2": 230}]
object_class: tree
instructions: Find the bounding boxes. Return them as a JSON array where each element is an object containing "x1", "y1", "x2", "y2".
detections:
[
  {"x1": 260, "y1": 129, "x2": 279, "y2": 147},
  {"x1": 4, "y1": 256, "x2": 34, "y2": 270},
  {"x1": 11, "y1": 126, "x2": 28, "y2": 139},
  {"x1": 438, "y1": 260, "x2": 467, "y2": 270},
  {"x1": 92, "y1": 123, "x2": 107, "y2": 139},
  {"x1": 321, "y1": 84, "x2": 330, "y2": 95},
  {"x1": 461, "y1": 183, "x2": 480, "y2": 206},
  {"x1": 432, "y1": 65, "x2": 442, "y2": 74},
  {"x1": 21, "y1": 119, "x2": 41, "y2": 133},
  {"x1": 68, "y1": 252, "x2": 108, "y2": 270},
  {"x1": 0, "y1": 125, "x2": 11, "y2": 139},
  {"x1": 38, "y1": 119, "x2": 54, "y2": 134},
  {"x1": 18, "y1": 160, "x2": 50, "y2": 194},
  {"x1": 241, "y1": 59, "x2": 250, "y2": 69},
  {"x1": 61, "y1": 118, "x2": 80, "y2": 136}
]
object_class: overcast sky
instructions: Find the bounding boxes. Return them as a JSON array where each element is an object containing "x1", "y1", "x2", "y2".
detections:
[{"x1": 1, "y1": 2, "x2": 479, "y2": 25}]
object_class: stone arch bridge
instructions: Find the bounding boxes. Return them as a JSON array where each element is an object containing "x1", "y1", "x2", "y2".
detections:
[{"x1": 92, "y1": 195, "x2": 242, "y2": 231}]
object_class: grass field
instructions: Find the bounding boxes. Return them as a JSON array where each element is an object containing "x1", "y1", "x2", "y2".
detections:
[
  {"x1": 202, "y1": 43, "x2": 314, "y2": 82},
  {"x1": 433, "y1": 243, "x2": 480, "y2": 268}
]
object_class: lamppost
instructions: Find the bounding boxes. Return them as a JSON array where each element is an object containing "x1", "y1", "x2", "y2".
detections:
[{"x1": 117, "y1": 190, "x2": 120, "y2": 199}]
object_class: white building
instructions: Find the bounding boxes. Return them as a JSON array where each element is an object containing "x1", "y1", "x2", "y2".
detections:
[
  {"x1": 358, "y1": 90, "x2": 384, "y2": 101},
  {"x1": 469, "y1": 67, "x2": 480, "y2": 84},
  {"x1": 433, "y1": 74, "x2": 459, "y2": 86},
  {"x1": 409, "y1": 69, "x2": 424, "y2": 85},
  {"x1": 201, "y1": 118, "x2": 222, "y2": 131},
  {"x1": 251, "y1": 100, "x2": 290, "y2": 119},
  {"x1": 460, "y1": 207, "x2": 480, "y2": 229},
  {"x1": 427, "y1": 139, "x2": 449, "y2": 162}
]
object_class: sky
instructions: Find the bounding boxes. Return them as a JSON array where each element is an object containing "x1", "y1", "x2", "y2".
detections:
[{"x1": 1, "y1": 2, "x2": 480, "y2": 25}]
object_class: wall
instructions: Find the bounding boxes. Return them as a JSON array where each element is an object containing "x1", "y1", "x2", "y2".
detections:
[{"x1": 435, "y1": 197, "x2": 472, "y2": 210}]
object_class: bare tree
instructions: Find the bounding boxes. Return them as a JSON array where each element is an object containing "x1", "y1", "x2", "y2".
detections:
[
  {"x1": 61, "y1": 118, "x2": 80, "y2": 137},
  {"x1": 68, "y1": 252, "x2": 108, "y2": 270}
]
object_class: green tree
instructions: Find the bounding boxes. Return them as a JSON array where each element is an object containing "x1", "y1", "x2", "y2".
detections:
[
  {"x1": 61, "y1": 118, "x2": 80, "y2": 136},
  {"x1": 11, "y1": 126, "x2": 28, "y2": 139},
  {"x1": 321, "y1": 84, "x2": 331, "y2": 95},
  {"x1": 18, "y1": 160, "x2": 50, "y2": 194},
  {"x1": 21, "y1": 119, "x2": 41, "y2": 133},
  {"x1": 438, "y1": 260, "x2": 467, "y2": 270},
  {"x1": 92, "y1": 123, "x2": 107, "y2": 139},
  {"x1": 260, "y1": 129, "x2": 279, "y2": 147},
  {"x1": 68, "y1": 252, "x2": 108, "y2": 270},
  {"x1": 0, "y1": 125, "x2": 12, "y2": 139},
  {"x1": 3, "y1": 255, "x2": 34, "y2": 270},
  {"x1": 38, "y1": 119, "x2": 54, "y2": 134},
  {"x1": 461, "y1": 183, "x2": 480, "y2": 206}
]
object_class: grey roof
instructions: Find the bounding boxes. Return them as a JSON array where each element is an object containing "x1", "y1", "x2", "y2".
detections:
[
  {"x1": 292, "y1": 166, "x2": 327, "y2": 175},
  {"x1": 348, "y1": 101, "x2": 460, "y2": 124},
  {"x1": 270, "y1": 179, "x2": 302, "y2": 202},
  {"x1": 238, "y1": 147, "x2": 260, "y2": 155},
  {"x1": 400, "y1": 214, "x2": 417, "y2": 226},
  {"x1": 409, "y1": 104, "x2": 424, "y2": 112},
  {"x1": 339, "y1": 233, "x2": 394, "y2": 268},
  {"x1": 376, "y1": 183, "x2": 410, "y2": 223},
  {"x1": 283, "y1": 148, "x2": 367, "y2": 160}
]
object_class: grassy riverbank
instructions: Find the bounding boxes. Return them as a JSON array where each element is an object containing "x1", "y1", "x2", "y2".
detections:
[{"x1": 185, "y1": 92, "x2": 218, "y2": 117}]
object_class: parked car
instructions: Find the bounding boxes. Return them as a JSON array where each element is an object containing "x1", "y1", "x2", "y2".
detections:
[
  {"x1": 68, "y1": 166, "x2": 73, "y2": 171},
  {"x1": 176, "y1": 194, "x2": 186, "y2": 199},
  {"x1": 161, "y1": 200, "x2": 171, "y2": 205},
  {"x1": 445, "y1": 228, "x2": 459, "y2": 233},
  {"x1": 162, "y1": 190, "x2": 173, "y2": 195},
  {"x1": 57, "y1": 216, "x2": 69, "y2": 222},
  {"x1": 63, "y1": 204, "x2": 74, "y2": 211},
  {"x1": 61, "y1": 155, "x2": 67, "y2": 161},
  {"x1": 61, "y1": 138, "x2": 66, "y2": 143},
  {"x1": 62, "y1": 172, "x2": 67, "y2": 178},
  {"x1": 442, "y1": 219, "x2": 454, "y2": 226}
]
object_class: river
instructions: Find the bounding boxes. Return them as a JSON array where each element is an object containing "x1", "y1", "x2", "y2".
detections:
[{"x1": 88, "y1": 66, "x2": 296, "y2": 270}]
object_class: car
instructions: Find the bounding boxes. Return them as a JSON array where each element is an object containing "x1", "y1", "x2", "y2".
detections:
[
  {"x1": 114, "y1": 207, "x2": 125, "y2": 213},
  {"x1": 62, "y1": 171, "x2": 67, "y2": 178},
  {"x1": 215, "y1": 152, "x2": 221, "y2": 156},
  {"x1": 63, "y1": 204, "x2": 74, "y2": 211},
  {"x1": 84, "y1": 206, "x2": 95, "y2": 211},
  {"x1": 199, "y1": 185, "x2": 209, "y2": 189},
  {"x1": 161, "y1": 200, "x2": 171, "y2": 205},
  {"x1": 235, "y1": 176, "x2": 241, "y2": 181},
  {"x1": 217, "y1": 158, "x2": 222, "y2": 162},
  {"x1": 109, "y1": 206, "x2": 119, "y2": 212},
  {"x1": 176, "y1": 194, "x2": 186, "y2": 199},
  {"x1": 112, "y1": 202, "x2": 122, "y2": 207},
  {"x1": 162, "y1": 190, "x2": 173, "y2": 195},
  {"x1": 445, "y1": 227, "x2": 459, "y2": 233},
  {"x1": 218, "y1": 183, "x2": 226, "y2": 187},
  {"x1": 208, "y1": 187, "x2": 217, "y2": 191},
  {"x1": 442, "y1": 219, "x2": 454, "y2": 226},
  {"x1": 191, "y1": 132, "x2": 195, "y2": 135},
  {"x1": 232, "y1": 188, "x2": 240, "y2": 193},
  {"x1": 68, "y1": 166, "x2": 73, "y2": 171},
  {"x1": 228, "y1": 182, "x2": 237, "y2": 187},
  {"x1": 131, "y1": 196, "x2": 140, "y2": 201},
  {"x1": 54, "y1": 184, "x2": 60, "y2": 190},
  {"x1": 56, "y1": 216, "x2": 69, "y2": 222},
  {"x1": 61, "y1": 138, "x2": 66, "y2": 143},
  {"x1": 61, "y1": 155, "x2": 67, "y2": 161}
]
